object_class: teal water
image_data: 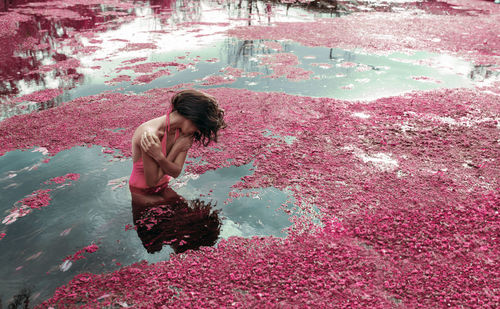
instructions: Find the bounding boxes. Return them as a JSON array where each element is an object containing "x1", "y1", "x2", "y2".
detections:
[
  {"x1": 0, "y1": 146, "x2": 293, "y2": 303},
  {"x1": 58, "y1": 41, "x2": 478, "y2": 101}
]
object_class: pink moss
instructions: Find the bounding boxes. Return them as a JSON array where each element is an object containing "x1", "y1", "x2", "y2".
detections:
[
  {"x1": 63, "y1": 244, "x2": 99, "y2": 262},
  {"x1": 259, "y1": 53, "x2": 312, "y2": 80},
  {"x1": 116, "y1": 62, "x2": 173, "y2": 74},
  {"x1": 13, "y1": 88, "x2": 63, "y2": 103},
  {"x1": 118, "y1": 43, "x2": 158, "y2": 52},
  {"x1": 310, "y1": 63, "x2": 332, "y2": 69},
  {"x1": 44, "y1": 233, "x2": 396, "y2": 308},
  {"x1": 338, "y1": 61, "x2": 357, "y2": 68},
  {"x1": 260, "y1": 53, "x2": 299, "y2": 67},
  {"x1": 228, "y1": 8, "x2": 500, "y2": 66},
  {"x1": 2, "y1": 84, "x2": 498, "y2": 307},
  {"x1": 412, "y1": 76, "x2": 442, "y2": 83},
  {"x1": 105, "y1": 75, "x2": 132, "y2": 85},
  {"x1": 121, "y1": 57, "x2": 148, "y2": 64},
  {"x1": 0, "y1": 233, "x2": 5, "y2": 240},
  {"x1": 132, "y1": 70, "x2": 171, "y2": 85},
  {"x1": 220, "y1": 66, "x2": 244, "y2": 78},
  {"x1": 110, "y1": 38, "x2": 129, "y2": 43},
  {"x1": 37, "y1": 58, "x2": 81, "y2": 73},
  {"x1": 0, "y1": 12, "x2": 32, "y2": 38},
  {"x1": 48, "y1": 173, "x2": 80, "y2": 184},
  {"x1": 1, "y1": 0, "x2": 499, "y2": 305},
  {"x1": 79, "y1": 46, "x2": 100, "y2": 54},
  {"x1": 0, "y1": 82, "x2": 490, "y2": 306},
  {"x1": 19, "y1": 189, "x2": 52, "y2": 210},
  {"x1": 200, "y1": 75, "x2": 236, "y2": 86}
]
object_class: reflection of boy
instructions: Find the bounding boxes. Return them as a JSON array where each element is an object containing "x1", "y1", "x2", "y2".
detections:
[{"x1": 132, "y1": 187, "x2": 221, "y2": 254}]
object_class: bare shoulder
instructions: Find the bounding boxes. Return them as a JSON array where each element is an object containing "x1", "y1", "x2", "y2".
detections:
[
  {"x1": 133, "y1": 116, "x2": 164, "y2": 140},
  {"x1": 131, "y1": 116, "x2": 165, "y2": 158}
]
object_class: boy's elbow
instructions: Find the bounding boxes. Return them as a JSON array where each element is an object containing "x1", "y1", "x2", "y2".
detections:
[
  {"x1": 171, "y1": 170, "x2": 181, "y2": 179},
  {"x1": 171, "y1": 167, "x2": 182, "y2": 179}
]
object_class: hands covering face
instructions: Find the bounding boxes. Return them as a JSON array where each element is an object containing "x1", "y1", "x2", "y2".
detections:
[{"x1": 175, "y1": 134, "x2": 194, "y2": 152}]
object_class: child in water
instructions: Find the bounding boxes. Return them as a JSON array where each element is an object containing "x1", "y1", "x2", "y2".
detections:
[{"x1": 129, "y1": 89, "x2": 226, "y2": 197}]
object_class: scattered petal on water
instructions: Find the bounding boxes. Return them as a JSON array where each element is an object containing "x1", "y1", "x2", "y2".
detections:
[{"x1": 60, "y1": 228, "x2": 72, "y2": 236}]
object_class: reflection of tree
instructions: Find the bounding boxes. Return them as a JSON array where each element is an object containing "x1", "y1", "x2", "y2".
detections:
[
  {"x1": 223, "y1": 38, "x2": 296, "y2": 75},
  {"x1": 0, "y1": 0, "x2": 208, "y2": 111},
  {"x1": 131, "y1": 187, "x2": 221, "y2": 254},
  {"x1": 144, "y1": 0, "x2": 202, "y2": 25},
  {"x1": 0, "y1": 1, "x2": 127, "y2": 106},
  {"x1": 468, "y1": 65, "x2": 499, "y2": 81}
]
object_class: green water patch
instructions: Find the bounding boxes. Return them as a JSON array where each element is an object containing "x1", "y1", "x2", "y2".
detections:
[
  {"x1": 0, "y1": 146, "x2": 292, "y2": 305},
  {"x1": 3, "y1": 39, "x2": 480, "y2": 121},
  {"x1": 64, "y1": 39, "x2": 478, "y2": 102}
]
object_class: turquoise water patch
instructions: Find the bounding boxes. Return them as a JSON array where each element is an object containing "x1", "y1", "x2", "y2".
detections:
[
  {"x1": 0, "y1": 146, "x2": 292, "y2": 304},
  {"x1": 2, "y1": 39, "x2": 480, "y2": 121},
  {"x1": 262, "y1": 129, "x2": 297, "y2": 145},
  {"x1": 67, "y1": 39, "x2": 476, "y2": 101}
]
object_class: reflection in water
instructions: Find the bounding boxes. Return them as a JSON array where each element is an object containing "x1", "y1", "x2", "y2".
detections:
[
  {"x1": 468, "y1": 64, "x2": 500, "y2": 82},
  {"x1": 0, "y1": 287, "x2": 30, "y2": 309},
  {"x1": 0, "y1": 0, "x2": 205, "y2": 106},
  {"x1": 131, "y1": 187, "x2": 221, "y2": 254},
  {"x1": 1, "y1": 0, "x2": 487, "y2": 109},
  {"x1": 0, "y1": 1, "x2": 118, "y2": 103}
]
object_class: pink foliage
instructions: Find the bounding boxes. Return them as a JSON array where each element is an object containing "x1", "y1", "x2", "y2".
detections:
[
  {"x1": 48, "y1": 173, "x2": 80, "y2": 184},
  {"x1": 220, "y1": 66, "x2": 244, "y2": 78},
  {"x1": 228, "y1": 10, "x2": 500, "y2": 66},
  {"x1": 2, "y1": 85, "x2": 497, "y2": 307},
  {"x1": 37, "y1": 58, "x2": 81, "y2": 73},
  {"x1": 132, "y1": 70, "x2": 171, "y2": 85},
  {"x1": 118, "y1": 43, "x2": 158, "y2": 52},
  {"x1": 63, "y1": 244, "x2": 99, "y2": 262},
  {"x1": 116, "y1": 62, "x2": 171, "y2": 74},
  {"x1": 310, "y1": 62, "x2": 332, "y2": 69},
  {"x1": 105, "y1": 75, "x2": 132, "y2": 85},
  {"x1": 1, "y1": 0, "x2": 499, "y2": 305},
  {"x1": 13, "y1": 88, "x2": 63, "y2": 103},
  {"x1": 19, "y1": 189, "x2": 52, "y2": 210},
  {"x1": 200, "y1": 75, "x2": 236, "y2": 86},
  {"x1": 121, "y1": 57, "x2": 148, "y2": 64},
  {"x1": 259, "y1": 53, "x2": 312, "y2": 80},
  {"x1": 0, "y1": 12, "x2": 31, "y2": 38}
]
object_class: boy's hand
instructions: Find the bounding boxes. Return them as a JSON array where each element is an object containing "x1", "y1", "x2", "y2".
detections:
[{"x1": 140, "y1": 131, "x2": 163, "y2": 161}]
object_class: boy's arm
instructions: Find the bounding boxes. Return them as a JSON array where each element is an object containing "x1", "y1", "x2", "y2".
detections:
[{"x1": 141, "y1": 132, "x2": 191, "y2": 186}]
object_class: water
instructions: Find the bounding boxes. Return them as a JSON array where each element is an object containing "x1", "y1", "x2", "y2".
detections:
[
  {"x1": 0, "y1": 0, "x2": 496, "y2": 306},
  {"x1": 0, "y1": 146, "x2": 294, "y2": 303},
  {"x1": 0, "y1": 0, "x2": 494, "y2": 120}
]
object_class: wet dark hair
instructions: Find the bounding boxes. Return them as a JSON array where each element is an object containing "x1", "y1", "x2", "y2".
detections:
[
  {"x1": 171, "y1": 89, "x2": 227, "y2": 147},
  {"x1": 133, "y1": 194, "x2": 221, "y2": 254}
]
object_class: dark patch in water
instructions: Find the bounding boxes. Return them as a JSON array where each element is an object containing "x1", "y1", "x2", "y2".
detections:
[{"x1": 468, "y1": 64, "x2": 500, "y2": 81}]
